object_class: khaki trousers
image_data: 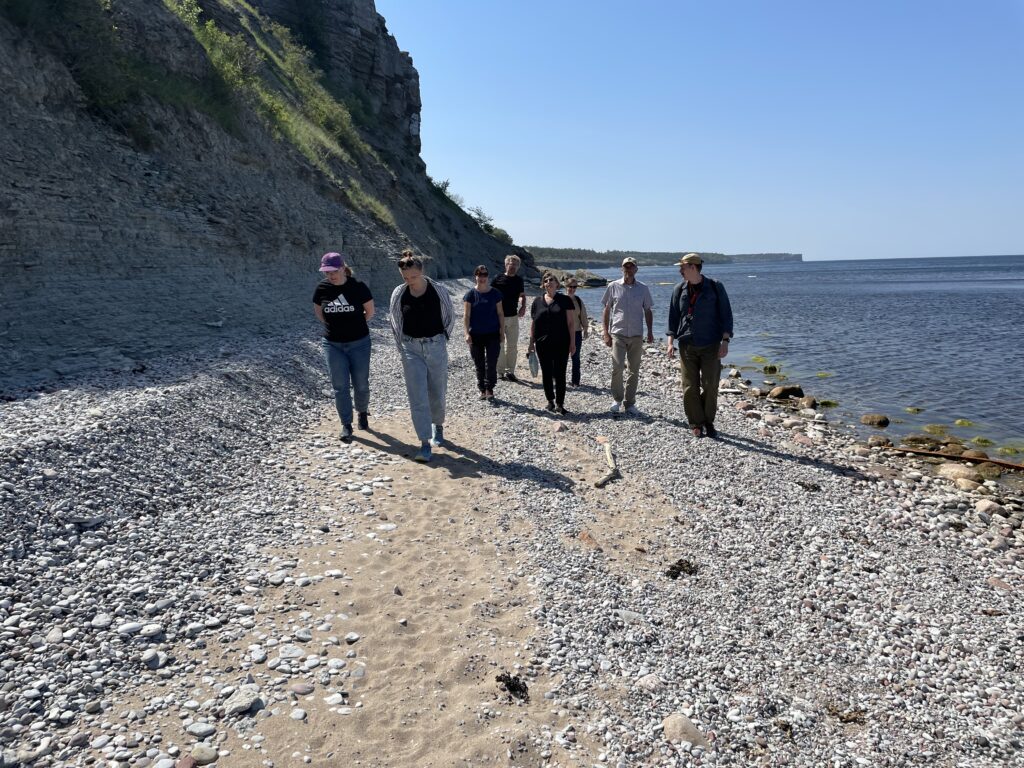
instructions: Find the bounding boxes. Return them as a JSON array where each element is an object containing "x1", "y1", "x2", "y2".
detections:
[
  {"x1": 497, "y1": 315, "x2": 520, "y2": 376},
  {"x1": 610, "y1": 334, "x2": 644, "y2": 407},
  {"x1": 680, "y1": 342, "x2": 722, "y2": 427}
]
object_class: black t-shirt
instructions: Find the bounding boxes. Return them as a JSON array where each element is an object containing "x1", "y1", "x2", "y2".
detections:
[
  {"x1": 313, "y1": 279, "x2": 373, "y2": 342},
  {"x1": 400, "y1": 283, "x2": 445, "y2": 338},
  {"x1": 530, "y1": 294, "x2": 574, "y2": 346},
  {"x1": 492, "y1": 273, "x2": 525, "y2": 316}
]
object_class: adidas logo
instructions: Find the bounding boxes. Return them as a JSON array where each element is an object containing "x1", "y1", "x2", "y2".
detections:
[{"x1": 324, "y1": 294, "x2": 356, "y2": 313}]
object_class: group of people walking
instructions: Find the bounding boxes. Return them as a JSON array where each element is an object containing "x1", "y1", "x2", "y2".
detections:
[{"x1": 311, "y1": 249, "x2": 733, "y2": 462}]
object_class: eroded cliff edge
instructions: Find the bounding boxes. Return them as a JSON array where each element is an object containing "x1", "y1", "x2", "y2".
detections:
[{"x1": 0, "y1": 0, "x2": 527, "y2": 390}]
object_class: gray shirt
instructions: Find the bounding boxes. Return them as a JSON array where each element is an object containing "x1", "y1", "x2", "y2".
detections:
[{"x1": 601, "y1": 279, "x2": 653, "y2": 337}]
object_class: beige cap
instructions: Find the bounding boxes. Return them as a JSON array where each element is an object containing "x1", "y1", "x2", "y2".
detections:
[
  {"x1": 621, "y1": 257, "x2": 638, "y2": 267},
  {"x1": 676, "y1": 253, "x2": 703, "y2": 266}
]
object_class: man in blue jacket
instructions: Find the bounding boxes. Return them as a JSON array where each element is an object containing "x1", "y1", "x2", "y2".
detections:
[{"x1": 665, "y1": 253, "x2": 734, "y2": 438}]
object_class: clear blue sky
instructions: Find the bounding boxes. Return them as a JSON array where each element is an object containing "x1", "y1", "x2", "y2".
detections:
[{"x1": 376, "y1": 0, "x2": 1023, "y2": 260}]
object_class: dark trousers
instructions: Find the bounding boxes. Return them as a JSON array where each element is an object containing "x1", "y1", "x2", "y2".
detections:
[
  {"x1": 469, "y1": 332, "x2": 500, "y2": 391},
  {"x1": 680, "y1": 342, "x2": 722, "y2": 427},
  {"x1": 570, "y1": 330, "x2": 583, "y2": 385},
  {"x1": 536, "y1": 339, "x2": 569, "y2": 406}
]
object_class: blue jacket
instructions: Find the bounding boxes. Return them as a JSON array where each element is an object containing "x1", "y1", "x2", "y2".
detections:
[{"x1": 666, "y1": 277, "x2": 734, "y2": 347}]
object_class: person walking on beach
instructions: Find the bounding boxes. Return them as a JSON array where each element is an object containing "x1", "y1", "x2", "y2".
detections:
[
  {"x1": 565, "y1": 277, "x2": 590, "y2": 387},
  {"x1": 313, "y1": 252, "x2": 374, "y2": 443},
  {"x1": 528, "y1": 272, "x2": 576, "y2": 415},
  {"x1": 601, "y1": 257, "x2": 654, "y2": 415},
  {"x1": 492, "y1": 254, "x2": 527, "y2": 381},
  {"x1": 665, "y1": 253, "x2": 734, "y2": 438},
  {"x1": 463, "y1": 265, "x2": 505, "y2": 400},
  {"x1": 389, "y1": 250, "x2": 455, "y2": 462}
]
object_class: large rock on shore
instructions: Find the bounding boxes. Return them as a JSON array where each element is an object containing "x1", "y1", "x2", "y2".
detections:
[
  {"x1": 769, "y1": 384, "x2": 804, "y2": 399},
  {"x1": 936, "y1": 463, "x2": 983, "y2": 483},
  {"x1": 662, "y1": 713, "x2": 709, "y2": 747}
]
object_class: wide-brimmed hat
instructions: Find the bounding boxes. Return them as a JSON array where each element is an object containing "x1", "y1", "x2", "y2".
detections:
[
  {"x1": 676, "y1": 253, "x2": 703, "y2": 266},
  {"x1": 319, "y1": 252, "x2": 346, "y2": 272}
]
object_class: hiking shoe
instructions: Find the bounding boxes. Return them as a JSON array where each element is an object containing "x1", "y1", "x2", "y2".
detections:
[
  {"x1": 486, "y1": 389, "x2": 495, "y2": 400},
  {"x1": 555, "y1": 405, "x2": 568, "y2": 416},
  {"x1": 357, "y1": 412, "x2": 369, "y2": 431},
  {"x1": 478, "y1": 391, "x2": 487, "y2": 400},
  {"x1": 506, "y1": 373, "x2": 518, "y2": 383},
  {"x1": 625, "y1": 404, "x2": 641, "y2": 416},
  {"x1": 430, "y1": 424, "x2": 445, "y2": 448},
  {"x1": 341, "y1": 424, "x2": 353, "y2": 443},
  {"x1": 691, "y1": 426, "x2": 704, "y2": 439},
  {"x1": 609, "y1": 401, "x2": 622, "y2": 414},
  {"x1": 414, "y1": 442, "x2": 432, "y2": 463},
  {"x1": 545, "y1": 400, "x2": 556, "y2": 412},
  {"x1": 704, "y1": 422, "x2": 718, "y2": 438}
]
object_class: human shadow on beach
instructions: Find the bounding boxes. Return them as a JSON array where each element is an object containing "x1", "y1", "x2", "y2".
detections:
[
  {"x1": 712, "y1": 430, "x2": 867, "y2": 480},
  {"x1": 354, "y1": 428, "x2": 576, "y2": 490}
]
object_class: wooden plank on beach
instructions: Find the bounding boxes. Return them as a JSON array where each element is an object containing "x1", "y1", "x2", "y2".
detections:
[{"x1": 885, "y1": 445, "x2": 1024, "y2": 472}]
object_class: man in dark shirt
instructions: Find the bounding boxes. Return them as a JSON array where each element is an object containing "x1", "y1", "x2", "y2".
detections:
[
  {"x1": 665, "y1": 253, "x2": 734, "y2": 439},
  {"x1": 492, "y1": 254, "x2": 527, "y2": 381}
]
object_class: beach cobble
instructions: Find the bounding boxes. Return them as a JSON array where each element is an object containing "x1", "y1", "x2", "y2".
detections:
[{"x1": 1, "y1": 304, "x2": 1022, "y2": 767}]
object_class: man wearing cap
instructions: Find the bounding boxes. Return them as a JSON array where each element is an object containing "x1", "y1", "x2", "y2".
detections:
[
  {"x1": 665, "y1": 253, "x2": 734, "y2": 438},
  {"x1": 313, "y1": 252, "x2": 375, "y2": 443},
  {"x1": 601, "y1": 257, "x2": 654, "y2": 415}
]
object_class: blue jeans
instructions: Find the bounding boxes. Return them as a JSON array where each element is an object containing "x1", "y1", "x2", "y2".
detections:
[
  {"x1": 400, "y1": 334, "x2": 448, "y2": 442},
  {"x1": 570, "y1": 330, "x2": 583, "y2": 385},
  {"x1": 322, "y1": 335, "x2": 371, "y2": 426}
]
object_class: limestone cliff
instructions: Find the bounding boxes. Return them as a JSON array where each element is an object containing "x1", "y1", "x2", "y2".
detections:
[{"x1": 0, "y1": 0, "x2": 528, "y2": 390}]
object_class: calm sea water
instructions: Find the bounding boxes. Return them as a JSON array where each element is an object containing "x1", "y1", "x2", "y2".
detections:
[{"x1": 577, "y1": 255, "x2": 1024, "y2": 450}]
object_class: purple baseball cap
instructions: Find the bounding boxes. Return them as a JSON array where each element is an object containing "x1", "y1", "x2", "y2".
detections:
[{"x1": 319, "y1": 252, "x2": 346, "y2": 272}]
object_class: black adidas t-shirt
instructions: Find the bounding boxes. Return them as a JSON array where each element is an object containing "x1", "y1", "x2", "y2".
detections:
[{"x1": 313, "y1": 279, "x2": 373, "y2": 342}]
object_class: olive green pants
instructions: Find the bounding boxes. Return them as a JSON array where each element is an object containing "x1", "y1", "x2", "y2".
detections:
[{"x1": 680, "y1": 342, "x2": 721, "y2": 427}]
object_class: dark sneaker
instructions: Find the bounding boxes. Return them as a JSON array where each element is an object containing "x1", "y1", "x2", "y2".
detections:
[
  {"x1": 704, "y1": 422, "x2": 718, "y2": 438},
  {"x1": 545, "y1": 400, "x2": 556, "y2": 412},
  {"x1": 478, "y1": 391, "x2": 487, "y2": 400},
  {"x1": 430, "y1": 424, "x2": 445, "y2": 448},
  {"x1": 555, "y1": 405, "x2": 568, "y2": 415},
  {"x1": 414, "y1": 442, "x2": 432, "y2": 463},
  {"x1": 357, "y1": 412, "x2": 369, "y2": 431},
  {"x1": 506, "y1": 373, "x2": 518, "y2": 383},
  {"x1": 341, "y1": 424, "x2": 354, "y2": 443}
]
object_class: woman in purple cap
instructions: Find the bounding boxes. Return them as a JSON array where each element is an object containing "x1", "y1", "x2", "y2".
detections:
[{"x1": 313, "y1": 252, "x2": 375, "y2": 443}]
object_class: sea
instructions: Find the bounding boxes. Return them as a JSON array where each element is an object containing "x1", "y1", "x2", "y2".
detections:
[{"x1": 575, "y1": 254, "x2": 1024, "y2": 451}]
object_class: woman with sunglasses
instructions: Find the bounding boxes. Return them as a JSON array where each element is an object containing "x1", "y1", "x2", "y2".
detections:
[
  {"x1": 527, "y1": 272, "x2": 576, "y2": 415},
  {"x1": 463, "y1": 265, "x2": 505, "y2": 400},
  {"x1": 564, "y1": 278, "x2": 590, "y2": 387},
  {"x1": 388, "y1": 250, "x2": 455, "y2": 462}
]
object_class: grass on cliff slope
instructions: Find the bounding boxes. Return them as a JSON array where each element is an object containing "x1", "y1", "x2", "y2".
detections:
[
  {"x1": 0, "y1": 0, "x2": 240, "y2": 138},
  {"x1": 165, "y1": 0, "x2": 394, "y2": 228}
]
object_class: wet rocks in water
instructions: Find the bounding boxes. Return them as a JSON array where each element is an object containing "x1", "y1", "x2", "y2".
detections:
[
  {"x1": 860, "y1": 413, "x2": 891, "y2": 427},
  {"x1": 495, "y1": 672, "x2": 529, "y2": 702},
  {"x1": 768, "y1": 384, "x2": 804, "y2": 399}
]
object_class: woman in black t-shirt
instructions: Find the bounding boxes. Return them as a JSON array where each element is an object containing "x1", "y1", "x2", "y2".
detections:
[
  {"x1": 387, "y1": 250, "x2": 456, "y2": 463},
  {"x1": 528, "y1": 272, "x2": 576, "y2": 415},
  {"x1": 312, "y1": 252, "x2": 374, "y2": 443}
]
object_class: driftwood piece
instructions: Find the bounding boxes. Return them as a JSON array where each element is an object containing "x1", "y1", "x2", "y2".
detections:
[
  {"x1": 595, "y1": 443, "x2": 621, "y2": 488},
  {"x1": 885, "y1": 445, "x2": 1024, "y2": 472}
]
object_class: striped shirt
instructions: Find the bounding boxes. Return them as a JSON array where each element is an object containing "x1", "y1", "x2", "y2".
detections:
[{"x1": 388, "y1": 276, "x2": 456, "y2": 347}]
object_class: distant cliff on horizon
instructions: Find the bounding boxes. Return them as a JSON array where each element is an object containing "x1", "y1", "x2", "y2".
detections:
[{"x1": 524, "y1": 247, "x2": 802, "y2": 269}]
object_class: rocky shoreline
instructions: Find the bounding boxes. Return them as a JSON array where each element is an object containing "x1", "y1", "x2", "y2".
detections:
[{"x1": 1, "y1": 304, "x2": 1022, "y2": 767}]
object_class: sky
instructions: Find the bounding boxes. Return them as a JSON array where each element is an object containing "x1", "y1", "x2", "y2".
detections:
[{"x1": 375, "y1": 0, "x2": 1024, "y2": 260}]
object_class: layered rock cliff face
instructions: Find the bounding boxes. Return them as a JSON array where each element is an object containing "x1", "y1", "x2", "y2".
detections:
[{"x1": 0, "y1": 0, "x2": 525, "y2": 391}]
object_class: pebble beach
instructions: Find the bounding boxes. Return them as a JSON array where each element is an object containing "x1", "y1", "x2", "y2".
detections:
[{"x1": 1, "y1": 297, "x2": 1022, "y2": 768}]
